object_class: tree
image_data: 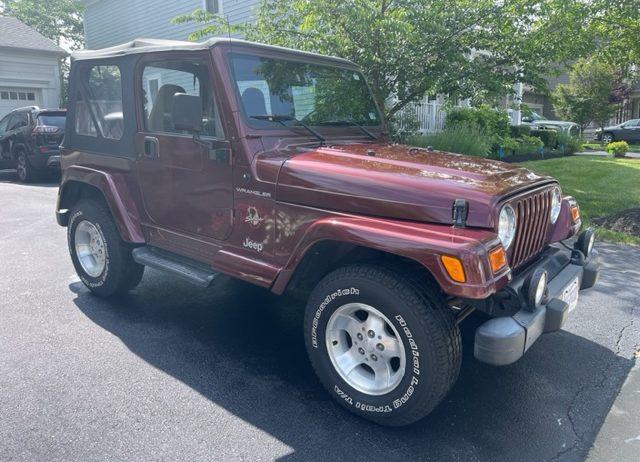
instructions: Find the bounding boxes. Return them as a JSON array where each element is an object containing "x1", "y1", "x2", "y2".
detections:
[
  {"x1": 173, "y1": 0, "x2": 593, "y2": 119},
  {"x1": 0, "y1": 0, "x2": 85, "y2": 49},
  {"x1": 552, "y1": 58, "x2": 622, "y2": 134},
  {"x1": 589, "y1": 0, "x2": 640, "y2": 68}
]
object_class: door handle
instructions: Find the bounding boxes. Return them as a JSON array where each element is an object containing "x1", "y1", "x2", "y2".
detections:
[{"x1": 143, "y1": 136, "x2": 159, "y2": 158}]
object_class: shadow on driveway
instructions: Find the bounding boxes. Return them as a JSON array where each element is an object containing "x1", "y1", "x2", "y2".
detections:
[
  {"x1": 70, "y1": 266, "x2": 634, "y2": 461},
  {"x1": 0, "y1": 168, "x2": 59, "y2": 188}
]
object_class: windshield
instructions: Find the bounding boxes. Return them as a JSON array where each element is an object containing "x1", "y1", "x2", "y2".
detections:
[
  {"x1": 230, "y1": 54, "x2": 381, "y2": 129},
  {"x1": 531, "y1": 111, "x2": 547, "y2": 121},
  {"x1": 37, "y1": 113, "x2": 66, "y2": 128}
]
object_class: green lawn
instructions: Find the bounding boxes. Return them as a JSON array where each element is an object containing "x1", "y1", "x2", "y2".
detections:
[{"x1": 521, "y1": 155, "x2": 640, "y2": 244}]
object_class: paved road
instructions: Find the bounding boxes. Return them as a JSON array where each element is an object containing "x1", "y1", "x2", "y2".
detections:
[{"x1": 1, "y1": 171, "x2": 638, "y2": 462}]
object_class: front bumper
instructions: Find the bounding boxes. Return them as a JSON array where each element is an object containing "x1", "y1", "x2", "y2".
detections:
[{"x1": 474, "y1": 242, "x2": 600, "y2": 366}]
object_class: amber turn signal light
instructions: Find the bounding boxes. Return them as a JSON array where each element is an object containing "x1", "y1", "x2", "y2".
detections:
[
  {"x1": 441, "y1": 255, "x2": 466, "y2": 283},
  {"x1": 571, "y1": 205, "x2": 580, "y2": 222},
  {"x1": 489, "y1": 246, "x2": 508, "y2": 274}
]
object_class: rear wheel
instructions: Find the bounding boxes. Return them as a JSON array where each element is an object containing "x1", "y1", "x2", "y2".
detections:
[
  {"x1": 15, "y1": 150, "x2": 37, "y2": 183},
  {"x1": 601, "y1": 133, "x2": 614, "y2": 144},
  {"x1": 304, "y1": 264, "x2": 461, "y2": 426},
  {"x1": 68, "y1": 199, "x2": 144, "y2": 297}
]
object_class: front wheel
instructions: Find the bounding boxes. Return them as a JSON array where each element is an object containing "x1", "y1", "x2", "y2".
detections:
[
  {"x1": 304, "y1": 264, "x2": 461, "y2": 426},
  {"x1": 68, "y1": 199, "x2": 144, "y2": 297}
]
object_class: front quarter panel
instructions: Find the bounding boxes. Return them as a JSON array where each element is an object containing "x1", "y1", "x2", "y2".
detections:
[{"x1": 272, "y1": 209, "x2": 510, "y2": 300}]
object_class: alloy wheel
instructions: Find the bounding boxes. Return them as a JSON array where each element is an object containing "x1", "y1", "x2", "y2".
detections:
[
  {"x1": 325, "y1": 303, "x2": 406, "y2": 395},
  {"x1": 74, "y1": 220, "x2": 107, "y2": 277}
]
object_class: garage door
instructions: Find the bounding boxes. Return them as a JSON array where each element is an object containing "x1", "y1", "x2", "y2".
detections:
[{"x1": 0, "y1": 87, "x2": 41, "y2": 119}]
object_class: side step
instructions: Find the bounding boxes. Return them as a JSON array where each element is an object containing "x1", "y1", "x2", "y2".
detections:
[{"x1": 132, "y1": 246, "x2": 218, "y2": 287}]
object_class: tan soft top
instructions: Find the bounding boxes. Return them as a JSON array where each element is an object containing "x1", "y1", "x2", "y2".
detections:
[{"x1": 71, "y1": 37, "x2": 354, "y2": 66}]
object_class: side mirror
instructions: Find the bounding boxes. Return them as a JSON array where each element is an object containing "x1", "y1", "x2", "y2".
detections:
[{"x1": 172, "y1": 93, "x2": 203, "y2": 133}]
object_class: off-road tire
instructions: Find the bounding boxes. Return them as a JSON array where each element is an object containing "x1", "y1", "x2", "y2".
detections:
[
  {"x1": 15, "y1": 150, "x2": 37, "y2": 183},
  {"x1": 68, "y1": 199, "x2": 144, "y2": 297},
  {"x1": 304, "y1": 264, "x2": 461, "y2": 426}
]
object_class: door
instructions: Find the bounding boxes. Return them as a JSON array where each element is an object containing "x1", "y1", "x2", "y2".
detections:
[
  {"x1": 135, "y1": 53, "x2": 233, "y2": 241},
  {"x1": 629, "y1": 119, "x2": 640, "y2": 143}
]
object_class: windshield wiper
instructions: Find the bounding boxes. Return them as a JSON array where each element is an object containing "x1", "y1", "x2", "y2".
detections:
[
  {"x1": 318, "y1": 119, "x2": 377, "y2": 140},
  {"x1": 249, "y1": 114, "x2": 325, "y2": 145}
]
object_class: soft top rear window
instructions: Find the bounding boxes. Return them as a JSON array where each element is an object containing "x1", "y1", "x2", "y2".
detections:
[{"x1": 37, "y1": 112, "x2": 66, "y2": 128}]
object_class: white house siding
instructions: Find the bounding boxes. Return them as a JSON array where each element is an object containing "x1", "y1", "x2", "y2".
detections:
[
  {"x1": 83, "y1": 0, "x2": 261, "y2": 50},
  {"x1": 0, "y1": 49, "x2": 62, "y2": 117}
]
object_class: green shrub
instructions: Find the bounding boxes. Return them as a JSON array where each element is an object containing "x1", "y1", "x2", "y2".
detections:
[
  {"x1": 606, "y1": 141, "x2": 629, "y2": 158},
  {"x1": 556, "y1": 131, "x2": 583, "y2": 155},
  {"x1": 530, "y1": 127, "x2": 558, "y2": 148},
  {"x1": 445, "y1": 105, "x2": 510, "y2": 142},
  {"x1": 408, "y1": 123, "x2": 491, "y2": 157},
  {"x1": 510, "y1": 125, "x2": 531, "y2": 138},
  {"x1": 517, "y1": 135, "x2": 545, "y2": 155}
]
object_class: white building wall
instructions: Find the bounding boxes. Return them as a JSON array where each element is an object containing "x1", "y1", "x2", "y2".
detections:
[
  {"x1": 83, "y1": 0, "x2": 260, "y2": 49},
  {"x1": 0, "y1": 49, "x2": 62, "y2": 115}
]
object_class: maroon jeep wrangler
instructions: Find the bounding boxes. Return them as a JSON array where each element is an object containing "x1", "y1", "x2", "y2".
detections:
[{"x1": 56, "y1": 38, "x2": 600, "y2": 426}]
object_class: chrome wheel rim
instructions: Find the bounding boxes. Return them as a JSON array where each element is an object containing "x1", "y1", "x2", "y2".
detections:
[
  {"x1": 325, "y1": 303, "x2": 406, "y2": 396},
  {"x1": 16, "y1": 155, "x2": 26, "y2": 181},
  {"x1": 74, "y1": 220, "x2": 106, "y2": 277}
]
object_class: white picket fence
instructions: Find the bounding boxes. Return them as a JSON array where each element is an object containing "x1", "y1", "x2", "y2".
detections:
[{"x1": 394, "y1": 97, "x2": 447, "y2": 133}]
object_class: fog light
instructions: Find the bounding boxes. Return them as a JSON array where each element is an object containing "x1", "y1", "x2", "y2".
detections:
[
  {"x1": 575, "y1": 228, "x2": 595, "y2": 257},
  {"x1": 524, "y1": 269, "x2": 548, "y2": 309}
]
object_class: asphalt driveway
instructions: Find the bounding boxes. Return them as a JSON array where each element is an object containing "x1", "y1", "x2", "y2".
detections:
[{"x1": 0, "y1": 171, "x2": 638, "y2": 461}]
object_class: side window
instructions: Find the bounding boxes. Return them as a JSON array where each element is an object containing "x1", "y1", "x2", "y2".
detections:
[
  {"x1": 8, "y1": 113, "x2": 28, "y2": 130},
  {"x1": 0, "y1": 115, "x2": 11, "y2": 133},
  {"x1": 75, "y1": 64, "x2": 123, "y2": 140},
  {"x1": 141, "y1": 59, "x2": 223, "y2": 138}
]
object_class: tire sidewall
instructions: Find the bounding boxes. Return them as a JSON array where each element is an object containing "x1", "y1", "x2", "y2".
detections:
[
  {"x1": 16, "y1": 151, "x2": 29, "y2": 182},
  {"x1": 305, "y1": 273, "x2": 441, "y2": 422},
  {"x1": 68, "y1": 204, "x2": 112, "y2": 291}
]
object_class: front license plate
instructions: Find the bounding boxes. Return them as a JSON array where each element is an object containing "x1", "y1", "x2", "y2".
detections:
[{"x1": 561, "y1": 277, "x2": 580, "y2": 312}]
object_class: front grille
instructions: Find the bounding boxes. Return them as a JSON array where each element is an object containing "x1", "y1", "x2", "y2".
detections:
[{"x1": 509, "y1": 188, "x2": 553, "y2": 269}]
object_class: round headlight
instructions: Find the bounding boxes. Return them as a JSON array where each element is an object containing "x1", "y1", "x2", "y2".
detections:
[
  {"x1": 498, "y1": 204, "x2": 517, "y2": 249},
  {"x1": 550, "y1": 187, "x2": 562, "y2": 224}
]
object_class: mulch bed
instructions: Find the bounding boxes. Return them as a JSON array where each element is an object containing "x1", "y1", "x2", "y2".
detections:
[
  {"x1": 592, "y1": 208, "x2": 640, "y2": 238},
  {"x1": 498, "y1": 151, "x2": 572, "y2": 163}
]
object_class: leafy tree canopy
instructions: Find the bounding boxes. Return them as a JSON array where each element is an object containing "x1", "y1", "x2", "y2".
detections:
[
  {"x1": 173, "y1": 0, "x2": 593, "y2": 118},
  {"x1": 0, "y1": 0, "x2": 85, "y2": 49},
  {"x1": 552, "y1": 58, "x2": 622, "y2": 131}
]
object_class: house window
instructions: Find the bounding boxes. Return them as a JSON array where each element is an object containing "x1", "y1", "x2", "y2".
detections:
[
  {"x1": 203, "y1": 0, "x2": 221, "y2": 14},
  {"x1": 27, "y1": 93, "x2": 35, "y2": 101},
  {"x1": 10, "y1": 92, "x2": 17, "y2": 100},
  {"x1": 75, "y1": 64, "x2": 123, "y2": 140},
  {"x1": 0, "y1": 92, "x2": 8, "y2": 99},
  {"x1": 18, "y1": 92, "x2": 26, "y2": 100}
]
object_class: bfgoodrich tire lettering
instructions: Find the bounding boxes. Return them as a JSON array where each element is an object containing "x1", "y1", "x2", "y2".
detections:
[
  {"x1": 68, "y1": 199, "x2": 144, "y2": 297},
  {"x1": 304, "y1": 264, "x2": 461, "y2": 426}
]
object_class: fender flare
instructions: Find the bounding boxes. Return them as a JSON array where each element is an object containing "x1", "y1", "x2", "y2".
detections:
[
  {"x1": 57, "y1": 165, "x2": 145, "y2": 243},
  {"x1": 271, "y1": 215, "x2": 508, "y2": 300}
]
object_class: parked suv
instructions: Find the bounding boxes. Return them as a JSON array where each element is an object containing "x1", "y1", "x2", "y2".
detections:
[
  {"x1": 56, "y1": 38, "x2": 600, "y2": 426},
  {"x1": 0, "y1": 106, "x2": 66, "y2": 182}
]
